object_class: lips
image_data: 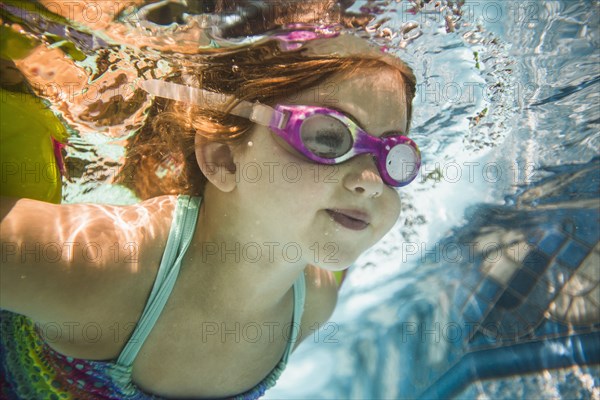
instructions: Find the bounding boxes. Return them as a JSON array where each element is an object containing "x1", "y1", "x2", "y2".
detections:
[{"x1": 326, "y1": 209, "x2": 371, "y2": 231}]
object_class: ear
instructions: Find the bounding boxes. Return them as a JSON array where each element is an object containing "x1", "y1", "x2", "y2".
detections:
[{"x1": 195, "y1": 135, "x2": 237, "y2": 192}]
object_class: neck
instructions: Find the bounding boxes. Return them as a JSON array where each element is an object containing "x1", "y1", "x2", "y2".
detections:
[{"x1": 183, "y1": 185, "x2": 306, "y2": 313}]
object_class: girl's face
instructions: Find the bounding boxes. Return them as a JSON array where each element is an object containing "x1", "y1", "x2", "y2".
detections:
[{"x1": 231, "y1": 67, "x2": 408, "y2": 270}]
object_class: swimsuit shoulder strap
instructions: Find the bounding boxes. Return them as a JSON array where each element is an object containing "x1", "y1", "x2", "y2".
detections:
[
  {"x1": 115, "y1": 195, "x2": 201, "y2": 368},
  {"x1": 281, "y1": 271, "x2": 306, "y2": 363}
]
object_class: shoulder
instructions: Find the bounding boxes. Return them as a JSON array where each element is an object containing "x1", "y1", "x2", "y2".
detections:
[
  {"x1": 0, "y1": 195, "x2": 178, "y2": 323},
  {"x1": 294, "y1": 265, "x2": 339, "y2": 349}
]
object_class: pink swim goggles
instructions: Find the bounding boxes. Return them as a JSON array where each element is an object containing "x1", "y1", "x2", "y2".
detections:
[
  {"x1": 140, "y1": 80, "x2": 421, "y2": 187},
  {"x1": 269, "y1": 104, "x2": 420, "y2": 187}
]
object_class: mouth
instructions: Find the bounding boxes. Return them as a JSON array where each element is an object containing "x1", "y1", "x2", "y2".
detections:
[{"x1": 325, "y1": 209, "x2": 371, "y2": 231}]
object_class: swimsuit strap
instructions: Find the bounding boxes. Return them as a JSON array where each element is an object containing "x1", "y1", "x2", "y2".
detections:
[
  {"x1": 108, "y1": 194, "x2": 306, "y2": 394},
  {"x1": 246, "y1": 271, "x2": 306, "y2": 397},
  {"x1": 110, "y1": 195, "x2": 200, "y2": 390},
  {"x1": 282, "y1": 271, "x2": 306, "y2": 363}
]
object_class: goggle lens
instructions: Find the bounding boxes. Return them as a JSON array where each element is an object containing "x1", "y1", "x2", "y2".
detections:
[
  {"x1": 300, "y1": 114, "x2": 353, "y2": 159},
  {"x1": 386, "y1": 143, "x2": 420, "y2": 184},
  {"x1": 272, "y1": 105, "x2": 421, "y2": 187}
]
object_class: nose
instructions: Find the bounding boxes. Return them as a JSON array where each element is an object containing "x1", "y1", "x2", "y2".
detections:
[{"x1": 342, "y1": 155, "x2": 385, "y2": 198}]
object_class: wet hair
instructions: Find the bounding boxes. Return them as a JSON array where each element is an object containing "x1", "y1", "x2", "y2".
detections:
[{"x1": 119, "y1": 40, "x2": 416, "y2": 199}]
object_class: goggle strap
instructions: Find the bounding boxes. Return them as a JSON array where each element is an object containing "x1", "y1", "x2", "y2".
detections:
[
  {"x1": 138, "y1": 79, "x2": 231, "y2": 109},
  {"x1": 138, "y1": 79, "x2": 284, "y2": 127},
  {"x1": 230, "y1": 101, "x2": 284, "y2": 128}
]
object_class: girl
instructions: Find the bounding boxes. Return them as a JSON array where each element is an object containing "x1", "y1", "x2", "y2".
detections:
[{"x1": 0, "y1": 29, "x2": 419, "y2": 399}]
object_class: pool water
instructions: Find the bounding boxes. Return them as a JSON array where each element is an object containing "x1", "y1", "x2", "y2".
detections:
[
  {"x1": 1, "y1": 0, "x2": 598, "y2": 398},
  {"x1": 267, "y1": 1, "x2": 599, "y2": 398}
]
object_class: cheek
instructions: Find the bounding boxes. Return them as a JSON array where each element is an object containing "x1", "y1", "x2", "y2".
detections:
[
  {"x1": 379, "y1": 190, "x2": 402, "y2": 232},
  {"x1": 236, "y1": 130, "x2": 324, "y2": 197}
]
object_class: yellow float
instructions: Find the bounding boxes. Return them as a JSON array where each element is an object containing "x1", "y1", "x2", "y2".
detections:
[{"x1": 0, "y1": 25, "x2": 68, "y2": 204}]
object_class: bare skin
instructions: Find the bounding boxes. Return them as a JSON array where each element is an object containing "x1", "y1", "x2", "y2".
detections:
[
  {"x1": 0, "y1": 195, "x2": 335, "y2": 397},
  {"x1": 0, "y1": 67, "x2": 408, "y2": 397}
]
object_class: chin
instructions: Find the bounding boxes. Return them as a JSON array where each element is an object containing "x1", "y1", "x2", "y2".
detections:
[
  {"x1": 313, "y1": 253, "x2": 360, "y2": 271},
  {"x1": 302, "y1": 238, "x2": 370, "y2": 270}
]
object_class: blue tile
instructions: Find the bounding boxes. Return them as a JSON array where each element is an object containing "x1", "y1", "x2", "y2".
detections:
[
  {"x1": 524, "y1": 279, "x2": 554, "y2": 312},
  {"x1": 509, "y1": 268, "x2": 539, "y2": 297},
  {"x1": 556, "y1": 239, "x2": 590, "y2": 271},
  {"x1": 571, "y1": 211, "x2": 600, "y2": 247},
  {"x1": 522, "y1": 248, "x2": 550, "y2": 276},
  {"x1": 541, "y1": 262, "x2": 574, "y2": 293},
  {"x1": 527, "y1": 229, "x2": 544, "y2": 245},
  {"x1": 498, "y1": 310, "x2": 532, "y2": 339},
  {"x1": 462, "y1": 270, "x2": 483, "y2": 290},
  {"x1": 514, "y1": 297, "x2": 546, "y2": 328},
  {"x1": 476, "y1": 278, "x2": 503, "y2": 303},
  {"x1": 474, "y1": 293, "x2": 494, "y2": 316},
  {"x1": 453, "y1": 286, "x2": 471, "y2": 309},
  {"x1": 462, "y1": 297, "x2": 487, "y2": 325},
  {"x1": 536, "y1": 232, "x2": 566, "y2": 256},
  {"x1": 496, "y1": 287, "x2": 524, "y2": 310}
]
